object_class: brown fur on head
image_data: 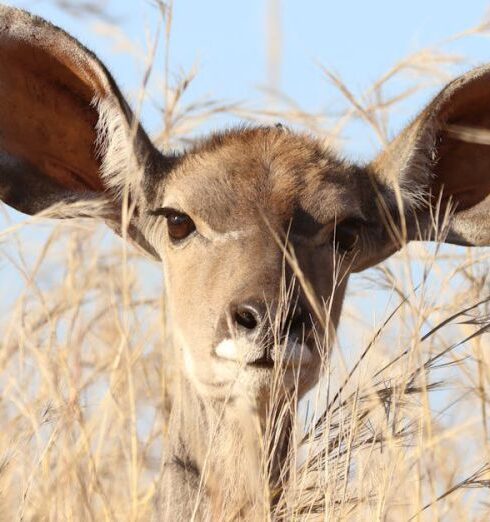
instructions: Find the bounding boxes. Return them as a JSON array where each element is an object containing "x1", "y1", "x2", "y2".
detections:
[
  {"x1": 2, "y1": 6, "x2": 490, "y2": 408},
  {"x1": 142, "y1": 127, "x2": 359, "y2": 401}
]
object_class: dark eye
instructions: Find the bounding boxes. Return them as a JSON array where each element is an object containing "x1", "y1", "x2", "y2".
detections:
[
  {"x1": 166, "y1": 211, "x2": 196, "y2": 241},
  {"x1": 332, "y1": 218, "x2": 362, "y2": 253}
]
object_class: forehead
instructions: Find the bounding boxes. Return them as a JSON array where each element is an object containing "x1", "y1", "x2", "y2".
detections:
[{"x1": 162, "y1": 127, "x2": 361, "y2": 231}]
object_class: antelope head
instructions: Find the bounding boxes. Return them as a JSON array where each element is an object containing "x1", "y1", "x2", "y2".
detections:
[{"x1": 2, "y1": 6, "x2": 490, "y2": 409}]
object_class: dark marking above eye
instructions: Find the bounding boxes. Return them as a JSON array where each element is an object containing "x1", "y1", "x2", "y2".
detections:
[
  {"x1": 148, "y1": 207, "x2": 175, "y2": 217},
  {"x1": 289, "y1": 208, "x2": 324, "y2": 237}
]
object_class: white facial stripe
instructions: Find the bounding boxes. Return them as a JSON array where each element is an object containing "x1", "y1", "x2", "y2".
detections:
[
  {"x1": 160, "y1": 197, "x2": 255, "y2": 242},
  {"x1": 208, "y1": 229, "x2": 253, "y2": 243}
]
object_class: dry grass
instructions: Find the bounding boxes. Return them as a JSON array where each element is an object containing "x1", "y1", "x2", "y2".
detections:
[{"x1": 1, "y1": 1, "x2": 490, "y2": 520}]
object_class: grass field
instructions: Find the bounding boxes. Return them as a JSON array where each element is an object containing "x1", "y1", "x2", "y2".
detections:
[{"x1": 1, "y1": 1, "x2": 490, "y2": 520}]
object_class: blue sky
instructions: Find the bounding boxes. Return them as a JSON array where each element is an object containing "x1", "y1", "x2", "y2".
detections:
[
  {"x1": 2, "y1": 0, "x2": 490, "y2": 326},
  {"x1": 7, "y1": 0, "x2": 490, "y2": 158}
]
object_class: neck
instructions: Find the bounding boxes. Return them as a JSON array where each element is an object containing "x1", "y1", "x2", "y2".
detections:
[{"x1": 166, "y1": 371, "x2": 293, "y2": 518}]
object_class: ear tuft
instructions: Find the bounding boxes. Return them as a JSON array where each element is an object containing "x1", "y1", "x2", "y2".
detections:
[{"x1": 94, "y1": 97, "x2": 146, "y2": 200}]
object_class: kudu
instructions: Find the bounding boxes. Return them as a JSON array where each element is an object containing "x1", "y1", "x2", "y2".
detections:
[{"x1": 1, "y1": 5, "x2": 490, "y2": 520}]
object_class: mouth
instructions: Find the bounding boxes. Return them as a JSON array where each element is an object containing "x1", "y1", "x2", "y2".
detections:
[
  {"x1": 246, "y1": 355, "x2": 275, "y2": 369},
  {"x1": 214, "y1": 337, "x2": 313, "y2": 370}
]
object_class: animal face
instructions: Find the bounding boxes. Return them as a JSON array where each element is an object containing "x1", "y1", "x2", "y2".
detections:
[
  {"x1": 142, "y1": 128, "x2": 361, "y2": 399},
  {"x1": 2, "y1": 6, "x2": 490, "y2": 404}
]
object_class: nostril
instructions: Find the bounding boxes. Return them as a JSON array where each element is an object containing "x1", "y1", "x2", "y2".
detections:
[
  {"x1": 287, "y1": 304, "x2": 306, "y2": 333},
  {"x1": 234, "y1": 306, "x2": 259, "y2": 330}
]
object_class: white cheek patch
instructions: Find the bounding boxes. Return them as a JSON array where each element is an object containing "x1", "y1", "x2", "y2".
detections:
[
  {"x1": 174, "y1": 329, "x2": 198, "y2": 378},
  {"x1": 183, "y1": 344, "x2": 195, "y2": 376}
]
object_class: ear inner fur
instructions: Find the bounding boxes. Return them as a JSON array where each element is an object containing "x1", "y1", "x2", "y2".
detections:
[
  {"x1": 370, "y1": 64, "x2": 490, "y2": 248},
  {"x1": 0, "y1": 6, "x2": 160, "y2": 215},
  {"x1": 0, "y1": 7, "x2": 105, "y2": 196}
]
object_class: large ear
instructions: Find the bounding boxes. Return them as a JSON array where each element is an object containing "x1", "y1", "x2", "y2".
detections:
[
  {"x1": 365, "y1": 64, "x2": 490, "y2": 266},
  {"x1": 0, "y1": 6, "x2": 165, "y2": 258}
]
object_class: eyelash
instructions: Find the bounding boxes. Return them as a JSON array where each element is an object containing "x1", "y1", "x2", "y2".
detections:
[{"x1": 149, "y1": 207, "x2": 197, "y2": 242}]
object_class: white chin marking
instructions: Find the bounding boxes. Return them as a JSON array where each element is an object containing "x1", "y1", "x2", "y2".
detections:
[
  {"x1": 215, "y1": 338, "x2": 312, "y2": 366},
  {"x1": 215, "y1": 339, "x2": 241, "y2": 361}
]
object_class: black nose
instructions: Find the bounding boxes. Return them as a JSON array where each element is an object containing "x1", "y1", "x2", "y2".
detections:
[
  {"x1": 286, "y1": 303, "x2": 307, "y2": 336},
  {"x1": 232, "y1": 302, "x2": 265, "y2": 332},
  {"x1": 231, "y1": 301, "x2": 307, "y2": 336}
]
